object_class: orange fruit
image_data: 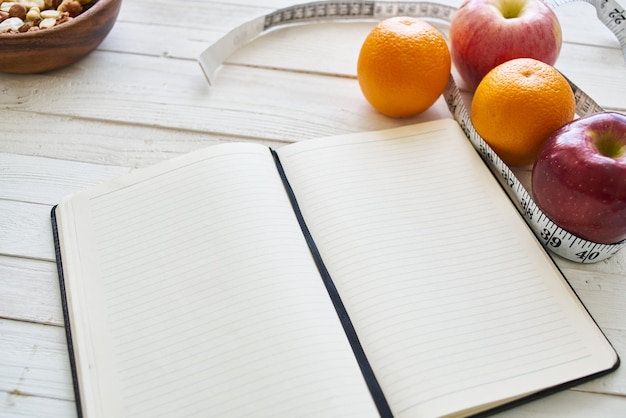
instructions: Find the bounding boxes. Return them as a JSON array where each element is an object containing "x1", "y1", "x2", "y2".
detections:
[
  {"x1": 357, "y1": 17, "x2": 451, "y2": 118},
  {"x1": 471, "y1": 58, "x2": 576, "y2": 166}
]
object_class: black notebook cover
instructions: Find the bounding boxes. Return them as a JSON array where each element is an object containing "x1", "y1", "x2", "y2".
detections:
[
  {"x1": 51, "y1": 205, "x2": 84, "y2": 418},
  {"x1": 50, "y1": 148, "x2": 620, "y2": 418}
]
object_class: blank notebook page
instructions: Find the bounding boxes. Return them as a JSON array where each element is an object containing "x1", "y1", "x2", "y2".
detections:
[
  {"x1": 56, "y1": 143, "x2": 378, "y2": 418},
  {"x1": 276, "y1": 119, "x2": 617, "y2": 417}
]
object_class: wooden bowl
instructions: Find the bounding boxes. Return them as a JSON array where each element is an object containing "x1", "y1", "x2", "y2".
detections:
[{"x1": 0, "y1": 0, "x2": 122, "y2": 74}]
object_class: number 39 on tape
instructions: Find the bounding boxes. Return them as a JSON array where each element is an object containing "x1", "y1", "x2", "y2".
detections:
[{"x1": 199, "y1": 0, "x2": 626, "y2": 263}]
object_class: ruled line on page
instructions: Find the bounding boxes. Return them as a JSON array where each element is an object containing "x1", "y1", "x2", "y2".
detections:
[
  {"x1": 81, "y1": 146, "x2": 378, "y2": 417},
  {"x1": 275, "y1": 121, "x2": 602, "y2": 416}
]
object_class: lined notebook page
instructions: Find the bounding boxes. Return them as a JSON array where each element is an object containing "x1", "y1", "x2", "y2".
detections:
[
  {"x1": 56, "y1": 143, "x2": 378, "y2": 418},
  {"x1": 276, "y1": 119, "x2": 617, "y2": 417}
]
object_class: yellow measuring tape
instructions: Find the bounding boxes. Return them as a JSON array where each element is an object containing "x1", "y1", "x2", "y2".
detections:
[{"x1": 199, "y1": 0, "x2": 626, "y2": 263}]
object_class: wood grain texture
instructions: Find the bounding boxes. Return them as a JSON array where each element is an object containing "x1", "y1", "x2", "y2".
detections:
[
  {"x1": 1, "y1": 0, "x2": 625, "y2": 416},
  {"x1": 0, "y1": 256, "x2": 63, "y2": 326},
  {"x1": 0, "y1": 319, "x2": 74, "y2": 401}
]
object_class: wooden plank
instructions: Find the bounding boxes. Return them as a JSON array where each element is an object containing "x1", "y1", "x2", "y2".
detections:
[
  {"x1": 0, "y1": 319, "x2": 74, "y2": 402},
  {"x1": 0, "y1": 154, "x2": 130, "y2": 204},
  {"x1": 225, "y1": 20, "x2": 376, "y2": 77},
  {"x1": 557, "y1": 254, "x2": 626, "y2": 283},
  {"x1": 0, "y1": 43, "x2": 621, "y2": 147},
  {"x1": 111, "y1": 0, "x2": 624, "y2": 53},
  {"x1": 0, "y1": 256, "x2": 64, "y2": 326},
  {"x1": 553, "y1": 1, "x2": 626, "y2": 49},
  {"x1": 223, "y1": 25, "x2": 625, "y2": 109},
  {"x1": 561, "y1": 267, "x2": 626, "y2": 332},
  {"x1": 0, "y1": 391, "x2": 76, "y2": 418},
  {"x1": 0, "y1": 201, "x2": 55, "y2": 261},
  {"x1": 0, "y1": 52, "x2": 455, "y2": 143},
  {"x1": 102, "y1": 1, "x2": 275, "y2": 59},
  {"x1": 556, "y1": 43, "x2": 626, "y2": 113},
  {"x1": 0, "y1": 111, "x2": 285, "y2": 168},
  {"x1": 560, "y1": 269, "x2": 626, "y2": 395}
]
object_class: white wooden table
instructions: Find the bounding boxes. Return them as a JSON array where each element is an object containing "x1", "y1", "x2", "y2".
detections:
[{"x1": 1, "y1": 0, "x2": 625, "y2": 416}]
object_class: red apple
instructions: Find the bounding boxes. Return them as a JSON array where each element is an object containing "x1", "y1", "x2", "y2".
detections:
[
  {"x1": 449, "y1": 0, "x2": 562, "y2": 91},
  {"x1": 532, "y1": 112, "x2": 626, "y2": 244}
]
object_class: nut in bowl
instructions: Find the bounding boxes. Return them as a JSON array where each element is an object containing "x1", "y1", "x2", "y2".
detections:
[{"x1": 0, "y1": 0, "x2": 121, "y2": 74}]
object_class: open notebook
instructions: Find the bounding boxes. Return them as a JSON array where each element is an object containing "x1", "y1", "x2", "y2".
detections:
[{"x1": 52, "y1": 119, "x2": 618, "y2": 417}]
